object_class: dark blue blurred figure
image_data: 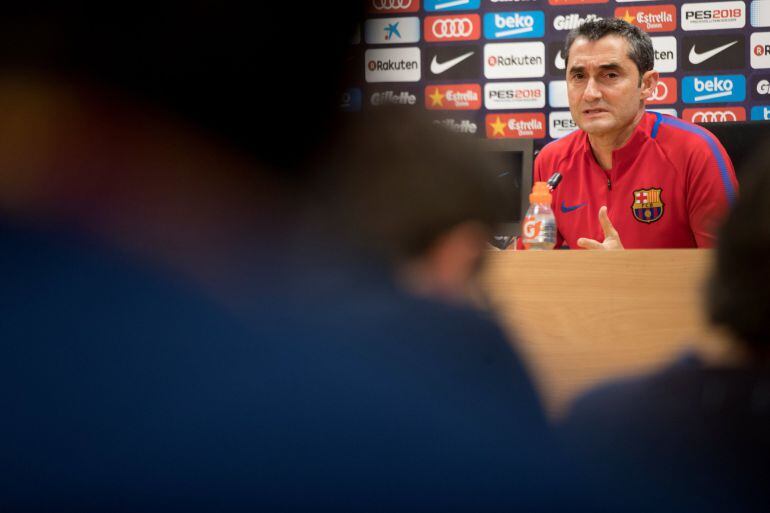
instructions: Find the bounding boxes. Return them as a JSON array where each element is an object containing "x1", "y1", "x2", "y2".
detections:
[
  {"x1": 561, "y1": 147, "x2": 770, "y2": 512},
  {"x1": 0, "y1": 4, "x2": 591, "y2": 511}
]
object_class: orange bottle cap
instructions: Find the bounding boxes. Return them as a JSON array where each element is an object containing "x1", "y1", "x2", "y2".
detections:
[{"x1": 529, "y1": 181, "x2": 552, "y2": 204}]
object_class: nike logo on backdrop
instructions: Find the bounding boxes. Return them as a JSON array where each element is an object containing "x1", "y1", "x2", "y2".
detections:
[
  {"x1": 688, "y1": 41, "x2": 738, "y2": 65},
  {"x1": 554, "y1": 50, "x2": 565, "y2": 70},
  {"x1": 430, "y1": 51, "x2": 474, "y2": 74},
  {"x1": 560, "y1": 201, "x2": 586, "y2": 213}
]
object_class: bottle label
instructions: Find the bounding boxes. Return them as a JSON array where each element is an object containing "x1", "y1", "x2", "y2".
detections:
[{"x1": 522, "y1": 215, "x2": 541, "y2": 238}]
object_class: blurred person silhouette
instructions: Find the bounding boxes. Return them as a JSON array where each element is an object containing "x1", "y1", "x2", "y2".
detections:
[
  {"x1": 0, "y1": 4, "x2": 597, "y2": 512},
  {"x1": 560, "y1": 145, "x2": 770, "y2": 512},
  {"x1": 310, "y1": 109, "x2": 508, "y2": 305}
]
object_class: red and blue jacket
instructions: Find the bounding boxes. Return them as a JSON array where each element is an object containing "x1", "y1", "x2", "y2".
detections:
[{"x1": 533, "y1": 111, "x2": 738, "y2": 249}]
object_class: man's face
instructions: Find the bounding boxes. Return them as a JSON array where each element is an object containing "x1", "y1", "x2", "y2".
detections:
[{"x1": 566, "y1": 35, "x2": 652, "y2": 139}]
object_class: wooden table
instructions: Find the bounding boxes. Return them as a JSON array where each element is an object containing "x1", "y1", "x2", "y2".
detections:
[{"x1": 479, "y1": 249, "x2": 726, "y2": 418}]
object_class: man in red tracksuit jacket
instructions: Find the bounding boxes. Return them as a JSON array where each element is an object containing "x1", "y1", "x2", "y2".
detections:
[{"x1": 534, "y1": 18, "x2": 738, "y2": 250}]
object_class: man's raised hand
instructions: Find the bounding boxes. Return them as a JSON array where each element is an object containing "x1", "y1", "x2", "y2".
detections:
[{"x1": 576, "y1": 206, "x2": 624, "y2": 250}]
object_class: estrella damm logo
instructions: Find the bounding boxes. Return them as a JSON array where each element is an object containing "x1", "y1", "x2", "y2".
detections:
[{"x1": 632, "y1": 188, "x2": 664, "y2": 223}]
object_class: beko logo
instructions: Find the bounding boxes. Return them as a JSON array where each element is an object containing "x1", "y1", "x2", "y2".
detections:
[
  {"x1": 553, "y1": 13, "x2": 602, "y2": 31},
  {"x1": 425, "y1": 14, "x2": 481, "y2": 41},
  {"x1": 751, "y1": 32, "x2": 770, "y2": 68},
  {"x1": 484, "y1": 81, "x2": 546, "y2": 109},
  {"x1": 483, "y1": 12, "x2": 545, "y2": 39},
  {"x1": 484, "y1": 42, "x2": 545, "y2": 79},
  {"x1": 750, "y1": 105, "x2": 770, "y2": 119},
  {"x1": 683, "y1": 36, "x2": 745, "y2": 70},
  {"x1": 683, "y1": 107, "x2": 746, "y2": 122},
  {"x1": 652, "y1": 36, "x2": 677, "y2": 72},
  {"x1": 340, "y1": 89, "x2": 362, "y2": 112},
  {"x1": 370, "y1": 91, "x2": 418, "y2": 106},
  {"x1": 682, "y1": 2, "x2": 746, "y2": 30},
  {"x1": 365, "y1": 48, "x2": 422, "y2": 83},
  {"x1": 549, "y1": 111, "x2": 578, "y2": 139},
  {"x1": 369, "y1": 0, "x2": 420, "y2": 13},
  {"x1": 682, "y1": 75, "x2": 746, "y2": 103}
]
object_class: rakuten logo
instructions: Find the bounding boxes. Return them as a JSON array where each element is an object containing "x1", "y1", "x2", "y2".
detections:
[
  {"x1": 484, "y1": 42, "x2": 545, "y2": 79},
  {"x1": 433, "y1": 118, "x2": 478, "y2": 134},
  {"x1": 425, "y1": 14, "x2": 481, "y2": 42},
  {"x1": 647, "y1": 77, "x2": 678, "y2": 104},
  {"x1": 365, "y1": 48, "x2": 422, "y2": 83},
  {"x1": 682, "y1": 75, "x2": 746, "y2": 103},
  {"x1": 552, "y1": 13, "x2": 602, "y2": 31},
  {"x1": 682, "y1": 2, "x2": 746, "y2": 31},
  {"x1": 425, "y1": 84, "x2": 482, "y2": 110},
  {"x1": 484, "y1": 81, "x2": 545, "y2": 110},
  {"x1": 683, "y1": 107, "x2": 746, "y2": 122},
  {"x1": 752, "y1": 32, "x2": 770, "y2": 68},
  {"x1": 369, "y1": 0, "x2": 420, "y2": 13},
  {"x1": 652, "y1": 36, "x2": 677, "y2": 72},
  {"x1": 486, "y1": 113, "x2": 546, "y2": 138},
  {"x1": 615, "y1": 5, "x2": 677, "y2": 32},
  {"x1": 548, "y1": 111, "x2": 578, "y2": 139},
  {"x1": 483, "y1": 12, "x2": 545, "y2": 39}
]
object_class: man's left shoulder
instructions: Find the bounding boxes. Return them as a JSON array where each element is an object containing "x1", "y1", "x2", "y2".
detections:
[{"x1": 651, "y1": 113, "x2": 722, "y2": 155}]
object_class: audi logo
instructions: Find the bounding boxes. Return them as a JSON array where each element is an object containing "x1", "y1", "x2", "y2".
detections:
[
  {"x1": 371, "y1": 0, "x2": 413, "y2": 10},
  {"x1": 649, "y1": 81, "x2": 669, "y2": 102},
  {"x1": 691, "y1": 111, "x2": 737, "y2": 122},
  {"x1": 431, "y1": 18, "x2": 474, "y2": 38}
]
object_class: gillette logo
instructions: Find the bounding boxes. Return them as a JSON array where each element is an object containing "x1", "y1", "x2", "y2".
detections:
[
  {"x1": 483, "y1": 11, "x2": 545, "y2": 39},
  {"x1": 682, "y1": 75, "x2": 746, "y2": 103},
  {"x1": 553, "y1": 13, "x2": 602, "y2": 31}
]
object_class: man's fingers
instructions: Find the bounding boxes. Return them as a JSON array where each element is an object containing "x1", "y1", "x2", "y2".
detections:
[
  {"x1": 577, "y1": 237, "x2": 604, "y2": 250},
  {"x1": 598, "y1": 206, "x2": 619, "y2": 239}
]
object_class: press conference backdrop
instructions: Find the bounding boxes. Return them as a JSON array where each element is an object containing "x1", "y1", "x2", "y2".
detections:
[{"x1": 342, "y1": 0, "x2": 770, "y2": 150}]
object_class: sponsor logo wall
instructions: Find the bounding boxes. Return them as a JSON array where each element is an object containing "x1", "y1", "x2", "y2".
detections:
[{"x1": 352, "y1": 0, "x2": 766, "y2": 148}]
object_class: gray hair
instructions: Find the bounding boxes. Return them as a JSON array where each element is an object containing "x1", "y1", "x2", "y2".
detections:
[{"x1": 564, "y1": 18, "x2": 654, "y2": 80}]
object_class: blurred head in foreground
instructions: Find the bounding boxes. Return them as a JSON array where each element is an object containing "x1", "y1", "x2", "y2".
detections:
[
  {"x1": 318, "y1": 109, "x2": 508, "y2": 303},
  {"x1": 0, "y1": 3, "x2": 361, "y2": 294},
  {"x1": 708, "y1": 149, "x2": 770, "y2": 360}
]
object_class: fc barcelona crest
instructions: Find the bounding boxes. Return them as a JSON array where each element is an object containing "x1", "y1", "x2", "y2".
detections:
[{"x1": 631, "y1": 188, "x2": 664, "y2": 223}]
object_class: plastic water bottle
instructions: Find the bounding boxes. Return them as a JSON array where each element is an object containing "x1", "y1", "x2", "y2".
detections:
[{"x1": 522, "y1": 181, "x2": 557, "y2": 250}]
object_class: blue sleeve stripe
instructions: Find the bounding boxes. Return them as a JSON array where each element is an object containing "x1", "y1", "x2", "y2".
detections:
[
  {"x1": 650, "y1": 111, "x2": 663, "y2": 139},
  {"x1": 659, "y1": 116, "x2": 737, "y2": 205}
]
